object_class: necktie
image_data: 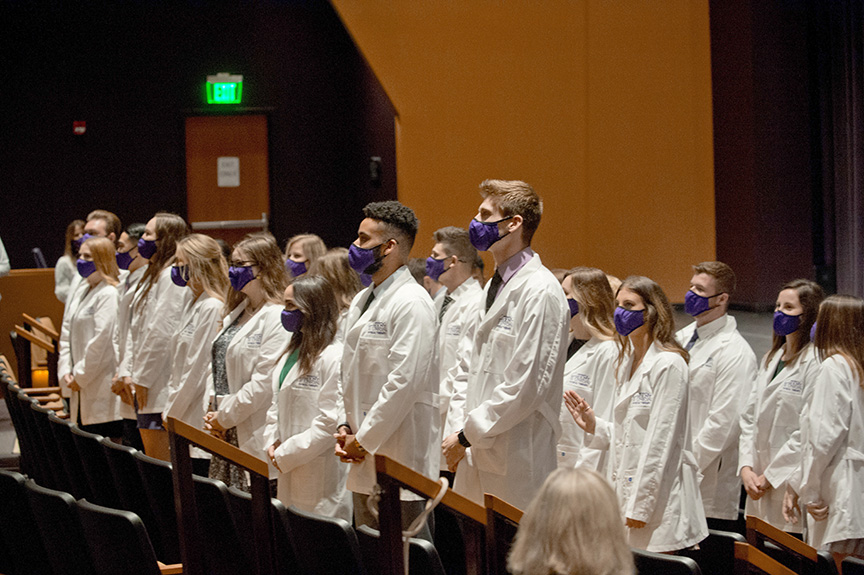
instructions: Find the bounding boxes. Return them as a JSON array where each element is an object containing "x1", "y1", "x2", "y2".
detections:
[
  {"x1": 685, "y1": 329, "x2": 699, "y2": 351},
  {"x1": 567, "y1": 338, "x2": 587, "y2": 360},
  {"x1": 485, "y1": 271, "x2": 503, "y2": 313},
  {"x1": 440, "y1": 295, "x2": 454, "y2": 321},
  {"x1": 360, "y1": 291, "x2": 376, "y2": 315}
]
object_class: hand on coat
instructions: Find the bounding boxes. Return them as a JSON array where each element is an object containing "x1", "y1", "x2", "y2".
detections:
[
  {"x1": 267, "y1": 442, "x2": 282, "y2": 473},
  {"x1": 334, "y1": 430, "x2": 365, "y2": 464},
  {"x1": 203, "y1": 411, "x2": 226, "y2": 439},
  {"x1": 442, "y1": 433, "x2": 465, "y2": 472},
  {"x1": 741, "y1": 467, "x2": 770, "y2": 500},
  {"x1": 563, "y1": 390, "x2": 595, "y2": 434},
  {"x1": 807, "y1": 501, "x2": 830, "y2": 522},
  {"x1": 782, "y1": 485, "x2": 800, "y2": 524}
]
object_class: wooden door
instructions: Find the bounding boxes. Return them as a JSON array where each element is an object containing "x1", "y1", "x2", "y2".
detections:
[{"x1": 185, "y1": 115, "x2": 270, "y2": 247}]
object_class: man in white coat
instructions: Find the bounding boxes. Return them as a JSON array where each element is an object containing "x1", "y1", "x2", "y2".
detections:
[
  {"x1": 675, "y1": 261, "x2": 757, "y2": 532},
  {"x1": 442, "y1": 179, "x2": 569, "y2": 510},
  {"x1": 336, "y1": 200, "x2": 439, "y2": 541},
  {"x1": 427, "y1": 226, "x2": 483, "y2": 483}
]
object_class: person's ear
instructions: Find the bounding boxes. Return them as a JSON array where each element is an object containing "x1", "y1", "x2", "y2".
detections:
[
  {"x1": 448, "y1": 254, "x2": 459, "y2": 270},
  {"x1": 717, "y1": 292, "x2": 730, "y2": 307},
  {"x1": 508, "y1": 215, "x2": 523, "y2": 233}
]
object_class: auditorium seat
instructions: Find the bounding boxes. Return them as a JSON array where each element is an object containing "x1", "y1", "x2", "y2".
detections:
[
  {"x1": 633, "y1": 547, "x2": 703, "y2": 575},
  {"x1": 0, "y1": 469, "x2": 54, "y2": 574},
  {"x1": 133, "y1": 450, "x2": 183, "y2": 564},
  {"x1": 356, "y1": 524, "x2": 446, "y2": 575},
  {"x1": 192, "y1": 474, "x2": 254, "y2": 575},
  {"x1": 281, "y1": 503, "x2": 366, "y2": 575},
  {"x1": 25, "y1": 478, "x2": 95, "y2": 575},
  {"x1": 49, "y1": 412, "x2": 92, "y2": 500},
  {"x1": 70, "y1": 425, "x2": 122, "y2": 508}
]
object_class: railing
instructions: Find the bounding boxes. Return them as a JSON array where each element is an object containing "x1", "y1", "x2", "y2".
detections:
[
  {"x1": 165, "y1": 416, "x2": 274, "y2": 575},
  {"x1": 190, "y1": 212, "x2": 268, "y2": 231}
]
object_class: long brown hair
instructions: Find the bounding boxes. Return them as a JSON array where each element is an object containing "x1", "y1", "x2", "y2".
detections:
[
  {"x1": 616, "y1": 275, "x2": 688, "y2": 369},
  {"x1": 566, "y1": 267, "x2": 616, "y2": 340},
  {"x1": 765, "y1": 279, "x2": 823, "y2": 369},
  {"x1": 225, "y1": 232, "x2": 287, "y2": 315},
  {"x1": 175, "y1": 234, "x2": 229, "y2": 302},
  {"x1": 135, "y1": 212, "x2": 189, "y2": 312},
  {"x1": 64, "y1": 219, "x2": 85, "y2": 257},
  {"x1": 286, "y1": 275, "x2": 339, "y2": 376},
  {"x1": 814, "y1": 294, "x2": 864, "y2": 385},
  {"x1": 306, "y1": 248, "x2": 362, "y2": 312},
  {"x1": 84, "y1": 236, "x2": 120, "y2": 286}
]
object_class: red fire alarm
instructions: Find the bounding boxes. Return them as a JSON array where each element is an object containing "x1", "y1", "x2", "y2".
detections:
[{"x1": 73, "y1": 121, "x2": 86, "y2": 135}]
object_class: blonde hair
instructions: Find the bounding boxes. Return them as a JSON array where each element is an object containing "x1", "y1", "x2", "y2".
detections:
[
  {"x1": 83, "y1": 236, "x2": 119, "y2": 286},
  {"x1": 606, "y1": 274, "x2": 622, "y2": 295},
  {"x1": 508, "y1": 468, "x2": 634, "y2": 575},
  {"x1": 815, "y1": 294, "x2": 864, "y2": 385},
  {"x1": 566, "y1": 267, "x2": 616, "y2": 340},
  {"x1": 225, "y1": 232, "x2": 287, "y2": 314},
  {"x1": 479, "y1": 179, "x2": 543, "y2": 243},
  {"x1": 306, "y1": 248, "x2": 362, "y2": 312},
  {"x1": 175, "y1": 234, "x2": 229, "y2": 302},
  {"x1": 284, "y1": 234, "x2": 327, "y2": 277}
]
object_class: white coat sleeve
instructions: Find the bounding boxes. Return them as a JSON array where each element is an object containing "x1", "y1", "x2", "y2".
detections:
[
  {"x1": 463, "y1": 291, "x2": 566, "y2": 449},
  {"x1": 274, "y1": 347, "x2": 344, "y2": 472},
  {"x1": 693, "y1": 345, "x2": 756, "y2": 471},
  {"x1": 163, "y1": 302, "x2": 222, "y2": 422},
  {"x1": 625, "y1": 359, "x2": 688, "y2": 523},
  {"x1": 58, "y1": 292, "x2": 75, "y2": 379},
  {"x1": 54, "y1": 258, "x2": 74, "y2": 303},
  {"x1": 72, "y1": 290, "x2": 119, "y2": 388},
  {"x1": 217, "y1": 311, "x2": 290, "y2": 430},
  {"x1": 799, "y1": 359, "x2": 852, "y2": 505},
  {"x1": 131, "y1": 277, "x2": 186, "y2": 388},
  {"x1": 443, "y1": 310, "x2": 481, "y2": 437},
  {"x1": 764, "y1": 356, "x2": 820, "y2": 488},
  {"x1": 354, "y1": 298, "x2": 437, "y2": 454},
  {"x1": 262, "y1": 355, "x2": 285, "y2": 450},
  {"x1": 738, "y1": 372, "x2": 761, "y2": 472}
]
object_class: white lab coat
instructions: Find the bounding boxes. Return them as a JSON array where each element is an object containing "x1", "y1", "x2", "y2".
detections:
[
  {"x1": 588, "y1": 343, "x2": 708, "y2": 552},
  {"x1": 162, "y1": 293, "x2": 224, "y2": 428},
  {"x1": 114, "y1": 265, "x2": 147, "y2": 420},
  {"x1": 341, "y1": 266, "x2": 439, "y2": 498},
  {"x1": 799, "y1": 355, "x2": 864, "y2": 549},
  {"x1": 63, "y1": 280, "x2": 122, "y2": 425},
  {"x1": 738, "y1": 345, "x2": 820, "y2": 533},
  {"x1": 264, "y1": 342, "x2": 352, "y2": 521},
  {"x1": 456, "y1": 254, "x2": 569, "y2": 510},
  {"x1": 58, "y1": 274, "x2": 86, "y2": 398},
  {"x1": 54, "y1": 255, "x2": 76, "y2": 303},
  {"x1": 438, "y1": 278, "x2": 483, "y2": 471},
  {"x1": 212, "y1": 301, "x2": 290, "y2": 477},
  {"x1": 676, "y1": 315, "x2": 758, "y2": 520},
  {"x1": 557, "y1": 337, "x2": 619, "y2": 474},
  {"x1": 130, "y1": 266, "x2": 191, "y2": 414}
]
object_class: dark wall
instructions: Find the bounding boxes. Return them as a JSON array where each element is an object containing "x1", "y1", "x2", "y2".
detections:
[
  {"x1": 710, "y1": 0, "x2": 819, "y2": 307},
  {"x1": 0, "y1": 0, "x2": 396, "y2": 268}
]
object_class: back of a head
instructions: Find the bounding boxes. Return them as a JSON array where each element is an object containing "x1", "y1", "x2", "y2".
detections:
[
  {"x1": 407, "y1": 257, "x2": 427, "y2": 285},
  {"x1": 567, "y1": 266, "x2": 616, "y2": 339},
  {"x1": 815, "y1": 294, "x2": 864, "y2": 382},
  {"x1": 479, "y1": 179, "x2": 542, "y2": 244},
  {"x1": 306, "y1": 247, "x2": 362, "y2": 309},
  {"x1": 507, "y1": 468, "x2": 634, "y2": 575},
  {"x1": 362, "y1": 201, "x2": 419, "y2": 253}
]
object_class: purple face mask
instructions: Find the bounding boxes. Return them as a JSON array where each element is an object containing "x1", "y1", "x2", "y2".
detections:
[
  {"x1": 116, "y1": 249, "x2": 134, "y2": 270},
  {"x1": 76, "y1": 258, "x2": 96, "y2": 279},
  {"x1": 810, "y1": 321, "x2": 817, "y2": 342},
  {"x1": 286, "y1": 259, "x2": 307, "y2": 278},
  {"x1": 137, "y1": 237, "x2": 158, "y2": 260},
  {"x1": 171, "y1": 265, "x2": 189, "y2": 287},
  {"x1": 348, "y1": 242, "x2": 385, "y2": 275},
  {"x1": 773, "y1": 311, "x2": 801, "y2": 337},
  {"x1": 567, "y1": 298, "x2": 580, "y2": 318},
  {"x1": 359, "y1": 273, "x2": 373, "y2": 287},
  {"x1": 425, "y1": 257, "x2": 447, "y2": 282},
  {"x1": 684, "y1": 290, "x2": 721, "y2": 317},
  {"x1": 281, "y1": 309, "x2": 304, "y2": 332},
  {"x1": 228, "y1": 266, "x2": 256, "y2": 291},
  {"x1": 468, "y1": 216, "x2": 512, "y2": 252},
  {"x1": 73, "y1": 233, "x2": 94, "y2": 253},
  {"x1": 614, "y1": 306, "x2": 645, "y2": 336}
]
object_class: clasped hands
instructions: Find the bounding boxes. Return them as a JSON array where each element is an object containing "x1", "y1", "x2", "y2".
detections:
[{"x1": 334, "y1": 425, "x2": 367, "y2": 463}]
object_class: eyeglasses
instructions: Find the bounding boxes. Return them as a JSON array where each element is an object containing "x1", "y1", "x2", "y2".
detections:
[{"x1": 231, "y1": 260, "x2": 256, "y2": 268}]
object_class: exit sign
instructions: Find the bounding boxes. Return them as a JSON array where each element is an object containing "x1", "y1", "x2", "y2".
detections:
[{"x1": 206, "y1": 73, "x2": 243, "y2": 105}]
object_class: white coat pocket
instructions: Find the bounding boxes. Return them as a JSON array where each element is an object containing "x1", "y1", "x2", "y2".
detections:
[
  {"x1": 358, "y1": 337, "x2": 389, "y2": 376},
  {"x1": 290, "y1": 458, "x2": 325, "y2": 505},
  {"x1": 481, "y1": 332, "x2": 516, "y2": 375}
]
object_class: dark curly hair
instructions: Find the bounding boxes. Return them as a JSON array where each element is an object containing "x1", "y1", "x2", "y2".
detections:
[{"x1": 363, "y1": 201, "x2": 419, "y2": 251}]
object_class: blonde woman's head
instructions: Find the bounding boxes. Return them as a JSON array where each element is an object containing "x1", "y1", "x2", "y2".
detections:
[
  {"x1": 175, "y1": 234, "x2": 229, "y2": 301},
  {"x1": 508, "y1": 468, "x2": 634, "y2": 575}
]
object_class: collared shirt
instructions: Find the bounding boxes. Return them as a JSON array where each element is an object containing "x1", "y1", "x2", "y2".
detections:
[{"x1": 493, "y1": 247, "x2": 534, "y2": 298}]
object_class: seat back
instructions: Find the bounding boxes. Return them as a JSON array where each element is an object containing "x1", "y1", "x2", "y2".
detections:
[
  {"x1": 226, "y1": 485, "x2": 259, "y2": 566},
  {"x1": 270, "y1": 499, "x2": 300, "y2": 574},
  {"x1": 746, "y1": 515, "x2": 830, "y2": 575},
  {"x1": 76, "y1": 498, "x2": 162, "y2": 575},
  {"x1": 49, "y1": 412, "x2": 92, "y2": 499},
  {"x1": 9, "y1": 331, "x2": 33, "y2": 387},
  {"x1": 283, "y1": 504, "x2": 366, "y2": 575},
  {"x1": 1, "y1": 376, "x2": 30, "y2": 475},
  {"x1": 25, "y1": 478, "x2": 96, "y2": 575},
  {"x1": 192, "y1": 475, "x2": 253, "y2": 575},
  {"x1": 70, "y1": 425, "x2": 122, "y2": 508},
  {"x1": 633, "y1": 547, "x2": 703, "y2": 575},
  {"x1": 0, "y1": 469, "x2": 54, "y2": 574},
  {"x1": 30, "y1": 401, "x2": 70, "y2": 492},
  {"x1": 133, "y1": 450, "x2": 182, "y2": 564},
  {"x1": 484, "y1": 494, "x2": 522, "y2": 575},
  {"x1": 843, "y1": 557, "x2": 864, "y2": 575},
  {"x1": 356, "y1": 524, "x2": 446, "y2": 575},
  {"x1": 682, "y1": 529, "x2": 746, "y2": 575},
  {"x1": 17, "y1": 390, "x2": 55, "y2": 486}
]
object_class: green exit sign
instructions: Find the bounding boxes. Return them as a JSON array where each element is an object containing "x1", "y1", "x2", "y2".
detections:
[{"x1": 206, "y1": 73, "x2": 243, "y2": 105}]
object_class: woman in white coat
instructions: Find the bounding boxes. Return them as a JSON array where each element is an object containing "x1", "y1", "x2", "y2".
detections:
[
  {"x1": 566, "y1": 275, "x2": 707, "y2": 553},
  {"x1": 265, "y1": 275, "x2": 351, "y2": 520},
  {"x1": 792, "y1": 295, "x2": 864, "y2": 567},
  {"x1": 61, "y1": 236, "x2": 122, "y2": 436},
  {"x1": 204, "y1": 232, "x2": 290, "y2": 489},
  {"x1": 129, "y1": 212, "x2": 190, "y2": 460},
  {"x1": 739, "y1": 278, "x2": 823, "y2": 533},
  {"x1": 284, "y1": 233, "x2": 326, "y2": 280},
  {"x1": 557, "y1": 267, "x2": 619, "y2": 474},
  {"x1": 162, "y1": 234, "x2": 228, "y2": 476}
]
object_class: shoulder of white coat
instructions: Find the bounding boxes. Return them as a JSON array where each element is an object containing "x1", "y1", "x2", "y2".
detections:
[
  {"x1": 820, "y1": 354, "x2": 853, "y2": 379},
  {"x1": 391, "y1": 282, "x2": 436, "y2": 317},
  {"x1": 319, "y1": 341, "x2": 345, "y2": 366},
  {"x1": 649, "y1": 347, "x2": 688, "y2": 377},
  {"x1": 716, "y1": 328, "x2": 758, "y2": 363}
]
